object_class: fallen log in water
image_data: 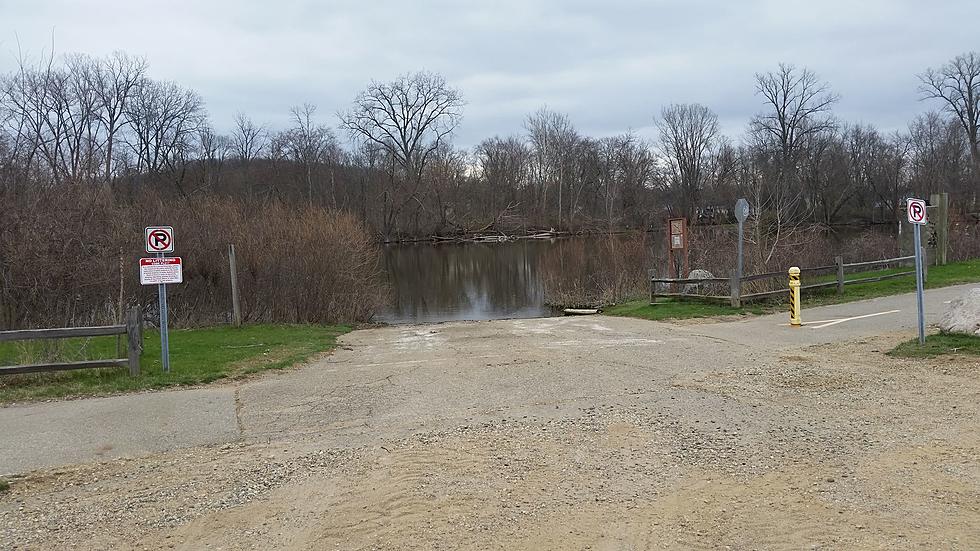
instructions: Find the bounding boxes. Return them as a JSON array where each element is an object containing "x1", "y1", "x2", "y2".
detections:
[{"x1": 563, "y1": 308, "x2": 600, "y2": 316}]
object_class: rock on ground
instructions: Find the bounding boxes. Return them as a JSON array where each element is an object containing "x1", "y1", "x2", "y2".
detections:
[
  {"x1": 683, "y1": 269, "x2": 723, "y2": 295},
  {"x1": 938, "y1": 287, "x2": 980, "y2": 336}
]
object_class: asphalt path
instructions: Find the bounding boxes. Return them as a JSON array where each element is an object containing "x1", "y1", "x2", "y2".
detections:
[
  {"x1": 698, "y1": 282, "x2": 975, "y2": 346},
  {"x1": 1, "y1": 282, "x2": 976, "y2": 475}
]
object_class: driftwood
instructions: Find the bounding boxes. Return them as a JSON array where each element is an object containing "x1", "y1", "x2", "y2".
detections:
[
  {"x1": 564, "y1": 308, "x2": 600, "y2": 316},
  {"x1": 426, "y1": 230, "x2": 564, "y2": 244}
]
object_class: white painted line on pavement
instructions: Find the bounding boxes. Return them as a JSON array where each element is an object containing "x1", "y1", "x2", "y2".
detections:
[
  {"x1": 800, "y1": 318, "x2": 843, "y2": 325},
  {"x1": 807, "y1": 310, "x2": 901, "y2": 329}
]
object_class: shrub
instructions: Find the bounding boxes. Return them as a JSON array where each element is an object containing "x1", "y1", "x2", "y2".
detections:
[{"x1": 0, "y1": 186, "x2": 385, "y2": 329}]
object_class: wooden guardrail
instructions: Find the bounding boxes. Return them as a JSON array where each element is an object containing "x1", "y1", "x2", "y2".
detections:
[
  {"x1": 651, "y1": 251, "x2": 924, "y2": 308},
  {"x1": 0, "y1": 306, "x2": 142, "y2": 376}
]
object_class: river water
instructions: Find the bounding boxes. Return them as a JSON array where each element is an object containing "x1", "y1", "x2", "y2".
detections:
[
  {"x1": 375, "y1": 240, "x2": 556, "y2": 324},
  {"x1": 375, "y1": 235, "x2": 657, "y2": 324},
  {"x1": 374, "y1": 227, "x2": 898, "y2": 325}
]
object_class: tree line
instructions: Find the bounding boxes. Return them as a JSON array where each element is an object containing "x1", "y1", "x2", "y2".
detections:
[{"x1": 1, "y1": 49, "x2": 978, "y2": 241}]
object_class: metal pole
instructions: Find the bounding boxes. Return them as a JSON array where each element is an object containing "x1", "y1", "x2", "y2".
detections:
[
  {"x1": 736, "y1": 219, "x2": 744, "y2": 284},
  {"x1": 157, "y1": 252, "x2": 171, "y2": 373},
  {"x1": 913, "y1": 223, "x2": 926, "y2": 345}
]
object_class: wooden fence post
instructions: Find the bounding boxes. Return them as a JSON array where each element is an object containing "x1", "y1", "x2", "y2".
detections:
[
  {"x1": 648, "y1": 269, "x2": 656, "y2": 304},
  {"x1": 835, "y1": 256, "x2": 845, "y2": 295},
  {"x1": 126, "y1": 306, "x2": 142, "y2": 377},
  {"x1": 930, "y1": 192, "x2": 949, "y2": 266},
  {"x1": 228, "y1": 244, "x2": 242, "y2": 327},
  {"x1": 921, "y1": 245, "x2": 929, "y2": 283},
  {"x1": 729, "y1": 272, "x2": 741, "y2": 308}
]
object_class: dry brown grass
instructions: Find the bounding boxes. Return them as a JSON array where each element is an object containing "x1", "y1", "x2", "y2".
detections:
[
  {"x1": 0, "y1": 186, "x2": 385, "y2": 329},
  {"x1": 542, "y1": 225, "x2": 908, "y2": 308}
]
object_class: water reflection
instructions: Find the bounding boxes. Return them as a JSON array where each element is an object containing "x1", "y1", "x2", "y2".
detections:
[
  {"x1": 376, "y1": 240, "x2": 558, "y2": 324},
  {"x1": 375, "y1": 227, "x2": 902, "y2": 325}
]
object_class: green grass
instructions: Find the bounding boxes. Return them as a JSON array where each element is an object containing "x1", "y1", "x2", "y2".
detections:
[
  {"x1": 0, "y1": 478, "x2": 8, "y2": 493},
  {"x1": 0, "y1": 324, "x2": 350, "y2": 404},
  {"x1": 606, "y1": 258, "x2": 980, "y2": 322},
  {"x1": 805, "y1": 257, "x2": 980, "y2": 306},
  {"x1": 603, "y1": 299, "x2": 766, "y2": 321},
  {"x1": 888, "y1": 332, "x2": 980, "y2": 358}
]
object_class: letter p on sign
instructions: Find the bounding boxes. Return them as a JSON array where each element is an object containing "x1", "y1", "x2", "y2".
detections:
[
  {"x1": 145, "y1": 226, "x2": 175, "y2": 254},
  {"x1": 907, "y1": 198, "x2": 927, "y2": 225}
]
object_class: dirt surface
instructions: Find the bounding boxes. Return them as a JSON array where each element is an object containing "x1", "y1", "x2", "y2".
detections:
[{"x1": 2, "y1": 308, "x2": 980, "y2": 549}]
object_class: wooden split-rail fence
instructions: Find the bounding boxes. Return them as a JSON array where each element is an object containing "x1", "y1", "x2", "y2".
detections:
[
  {"x1": 0, "y1": 306, "x2": 143, "y2": 377},
  {"x1": 651, "y1": 253, "x2": 924, "y2": 308}
]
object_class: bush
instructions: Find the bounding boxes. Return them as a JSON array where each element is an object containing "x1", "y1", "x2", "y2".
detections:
[
  {"x1": 542, "y1": 232, "x2": 652, "y2": 307},
  {"x1": 541, "y1": 224, "x2": 906, "y2": 308},
  {"x1": 0, "y1": 186, "x2": 385, "y2": 329}
]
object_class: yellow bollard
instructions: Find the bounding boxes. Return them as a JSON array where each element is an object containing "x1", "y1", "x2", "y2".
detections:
[{"x1": 788, "y1": 266, "x2": 801, "y2": 327}]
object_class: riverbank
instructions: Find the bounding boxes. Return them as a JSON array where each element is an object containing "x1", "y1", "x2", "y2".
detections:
[
  {"x1": 605, "y1": 257, "x2": 980, "y2": 322},
  {"x1": 0, "y1": 324, "x2": 350, "y2": 404}
]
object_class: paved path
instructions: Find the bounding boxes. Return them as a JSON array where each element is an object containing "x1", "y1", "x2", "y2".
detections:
[
  {"x1": 0, "y1": 388, "x2": 237, "y2": 474},
  {"x1": 1, "y1": 282, "x2": 976, "y2": 475},
  {"x1": 697, "y1": 282, "x2": 973, "y2": 346}
]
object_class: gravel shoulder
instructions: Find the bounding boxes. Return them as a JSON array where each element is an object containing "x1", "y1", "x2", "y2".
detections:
[{"x1": 2, "y1": 314, "x2": 979, "y2": 549}]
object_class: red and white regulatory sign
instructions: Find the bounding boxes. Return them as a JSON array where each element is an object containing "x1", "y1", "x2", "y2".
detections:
[
  {"x1": 145, "y1": 226, "x2": 175, "y2": 253},
  {"x1": 907, "y1": 198, "x2": 927, "y2": 225},
  {"x1": 140, "y1": 257, "x2": 183, "y2": 285}
]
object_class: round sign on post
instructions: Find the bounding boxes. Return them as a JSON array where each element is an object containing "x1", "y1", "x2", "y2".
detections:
[
  {"x1": 907, "y1": 198, "x2": 927, "y2": 225},
  {"x1": 906, "y1": 197, "x2": 928, "y2": 346},
  {"x1": 735, "y1": 198, "x2": 750, "y2": 223},
  {"x1": 145, "y1": 226, "x2": 175, "y2": 254}
]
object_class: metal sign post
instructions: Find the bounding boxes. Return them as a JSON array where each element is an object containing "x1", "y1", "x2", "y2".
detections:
[
  {"x1": 907, "y1": 198, "x2": 927, "y2": 345},
  {"x1": 143, "y1": 226, "x2": 178, "y2": 372},
  {"x1": 157, "y1": 252, "x2": 170, "y2": 373},
  {"x1": 734, "y1": 199, "x2": 749, "y2": 283}
]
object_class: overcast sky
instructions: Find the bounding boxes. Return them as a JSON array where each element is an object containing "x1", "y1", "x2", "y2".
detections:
[{"x1": 1, "y1": 0, "x2": 976, "y2": 147}]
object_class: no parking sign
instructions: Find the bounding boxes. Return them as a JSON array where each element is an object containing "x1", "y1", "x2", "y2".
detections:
[
  {"x1": 907, "y1": 198, "x2": 927, "y2": 225},
  {"x1": 142, "y1": 225, "x2": 178, "y2": 373},
  {"x1": 145, "y1": 226, "x2": 174, "y2": 253},
  {"x1": 907, "y1": 198, "x2": 927, "y2": 345}
]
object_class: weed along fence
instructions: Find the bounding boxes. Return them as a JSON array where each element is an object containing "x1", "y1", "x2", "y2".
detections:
[
  {"x1": 0, "y1": 306, "x2": 142, "y2": 376},
  {"x1": 650, "y1": 253, "x2": 924, "y2": 308}
]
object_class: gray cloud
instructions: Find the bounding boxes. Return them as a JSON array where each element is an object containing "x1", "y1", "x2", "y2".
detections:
[{"x1": 1, "y1": 0, "x2": 976, "y2": 147}]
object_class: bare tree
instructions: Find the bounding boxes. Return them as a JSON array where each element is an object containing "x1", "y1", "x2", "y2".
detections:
[
  {"x1": 920, "y1": 52, "x2": 980, "y2": 206},
  {"x1": 282, "y1": 104, "x2": 338, "y2": 207},
  {"x1": 475, "y1": 135, "x2": 530, "y2": 221},
  {"x1": 196, "y1": 124, "x2": 230, "y2": 192},
  {"x1": 750, "y1": 64, "x2": 839, "y2": 161},
  {"x1": 230, "y1": 112, "x2": 265, "y2": 198},
  {"x1": 232, "y1": 113, "x2": 264, "y2": 163},
  {"x1": 743, "y1": 64, "x2": 839, "y2": 267},
  {"x1": 657, "y1": 103, "x2": 719, "y2": 221},
  {"x1": 339, "y1": 71, "x2": 463, "y2": 238},
  {"x1": 124, "y1": 79, "x2": 204, "y2": 187},
  {"x1": 91, "y1": 52, "x2": 146, "y2": 182},
  {"x1": 867, "y1": 129, "x2": 913, "y2": 222},
  {"x1": 909, "y1": 111, "x2": 969, "y2": 203},
  {"x1": 525, "y1": 107, "x2": 578, "y2": 228}
]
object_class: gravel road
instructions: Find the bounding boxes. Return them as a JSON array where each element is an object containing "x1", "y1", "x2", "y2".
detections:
[{"x1": 1, "y1": 290, "x2": 979, "y2": 549}]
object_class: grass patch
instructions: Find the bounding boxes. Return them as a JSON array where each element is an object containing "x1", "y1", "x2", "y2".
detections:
[
  {"x1": 603, "y1": 299, "x2": 765, "y2": 321},
  {"x1": 804, "y1": 257, "x2": 980, "y2": 306},
  {"x1": 0, "y1": 479, "x2": 9, "y2": 493},
  {"x1": 888, "y1": 332, "x2": 980, "y2": 358},
  {"x1": 0, "y1": 324, "x2": 350, "y2": 404},
  {"x1": 607, "y1": 258, "x2": 980, "y2": 322}
]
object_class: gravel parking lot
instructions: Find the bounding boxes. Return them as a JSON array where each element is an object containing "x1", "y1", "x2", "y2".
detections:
[{"x1": 2, "y1": 293, "x2": 979, "y2": 549}]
